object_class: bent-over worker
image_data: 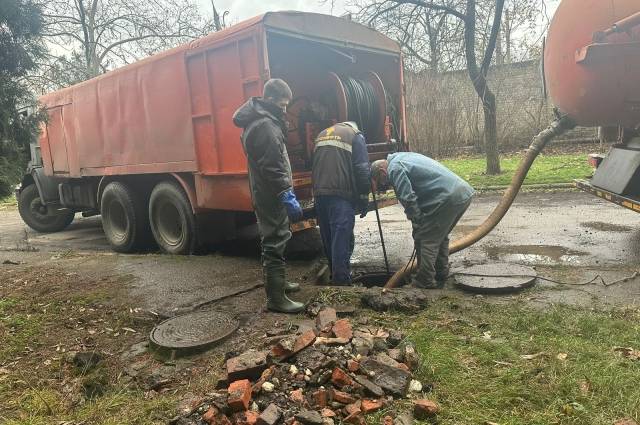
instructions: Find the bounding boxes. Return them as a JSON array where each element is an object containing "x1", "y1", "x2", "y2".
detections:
[
  {"x1": 312, "y1": 122, "x2": 371, "y2": 286},
  {"x1": 370, "y1": 152, "x2": 474, "y2": 288},
  {"x1": 233, "y1": 79, "x2": 304, "y2": 313}
]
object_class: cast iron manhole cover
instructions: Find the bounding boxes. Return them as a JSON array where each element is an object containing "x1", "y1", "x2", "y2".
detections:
[
  {"x1": 454, "y1": 263, "x2": 537, "y2": 294},
  {"x1": 149, "y1": 310, "x2": 238, "y2": 360}
]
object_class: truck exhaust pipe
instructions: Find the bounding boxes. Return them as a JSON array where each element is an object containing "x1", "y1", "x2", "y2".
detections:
[{"x1": 383, "y1": 111, "x2": 576, "y2": 289}]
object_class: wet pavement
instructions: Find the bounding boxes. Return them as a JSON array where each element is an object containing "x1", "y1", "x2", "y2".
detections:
[{"x1": 1, "y1": 190, "x2": 640, "y2": 314}]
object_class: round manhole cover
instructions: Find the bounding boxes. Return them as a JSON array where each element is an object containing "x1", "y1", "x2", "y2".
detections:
[
  {"x1": 455, "y1": 263, "x2": 537, "y2": 294},
  {"x1": 149, "y1": 310, "x2": 238, "y2": 360}
]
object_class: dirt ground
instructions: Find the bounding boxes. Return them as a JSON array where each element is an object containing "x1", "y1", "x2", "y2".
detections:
[{"x1": 1, "y1": 188, "x2": 639, "y2": 422}]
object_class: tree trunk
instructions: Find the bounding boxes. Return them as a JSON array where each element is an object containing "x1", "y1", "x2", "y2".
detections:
[{"x1": 483, "y1": 90, "x2": 500, "y2": 174}]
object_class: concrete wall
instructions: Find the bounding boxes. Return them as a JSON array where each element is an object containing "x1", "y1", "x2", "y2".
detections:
[{"x1": 405, "y1": 61, "x2": 597, "y2": 158}]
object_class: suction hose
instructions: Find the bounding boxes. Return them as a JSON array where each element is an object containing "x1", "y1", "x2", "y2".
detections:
[{"x1": 383, "y1": 112, "x2": 577, "y2": 289}]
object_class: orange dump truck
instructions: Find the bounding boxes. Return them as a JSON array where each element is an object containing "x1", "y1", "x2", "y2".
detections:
[{"x1": 17, "y1": 11, "x2": 406, "y2": 254}]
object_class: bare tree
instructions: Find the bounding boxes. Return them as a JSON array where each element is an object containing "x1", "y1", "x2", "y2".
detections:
[
  {"x1": 354, "y1": 0, "x2": 505, "y2": 174},
  {"x1": 37, "y1": 0, "x2": 215, "y2": 83}
]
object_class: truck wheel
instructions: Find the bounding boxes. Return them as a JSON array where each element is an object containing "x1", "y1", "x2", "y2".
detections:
[
  {"x1": 149, "y1": 181, "x2": 196, "y2": 255},
  {"x1": 101, "y1": 181, "x2": 151, "y2": 253},
  {"x1": 18, "y1": 184, "x2": 75, "y2": 232}
]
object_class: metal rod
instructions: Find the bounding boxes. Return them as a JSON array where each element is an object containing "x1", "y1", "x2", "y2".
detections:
[{"x1": 370, "y1": 186, "x2": 391, "y2": 277}]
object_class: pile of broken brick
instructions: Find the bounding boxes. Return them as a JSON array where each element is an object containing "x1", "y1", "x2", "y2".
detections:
[{"x1": 171, "y1": 305, "x2": 439, "y2": 425}]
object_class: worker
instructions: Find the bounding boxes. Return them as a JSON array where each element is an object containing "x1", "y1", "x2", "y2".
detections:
[
  {"x1": 232, "y1": 79, "x2": 304, "y2": 313},
  {"x1": 312, "y1": 121, "x2": 371, "y2": 286},
  {"x1": 369, "y1": 153, "x2": 475, "y2": 288}
]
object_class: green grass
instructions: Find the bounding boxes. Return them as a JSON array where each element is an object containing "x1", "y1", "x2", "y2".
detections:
[
  {"x1": 440, "y1": 154, "x2": 593, "y2": 188},
  {"x1": 0, "y1": 194, "x2": 17, "y2": 204},
  {"x1": 318, "y1": 289, "x2": 640, "y2": 425}
]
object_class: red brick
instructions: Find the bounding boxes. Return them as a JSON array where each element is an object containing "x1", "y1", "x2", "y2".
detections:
[
  {"x1": 343, "y1": 403, "x2": 361, "y2": 416},
  {"x1": 233, "y1": 411, "x2": 259, "y2": 425},
  {"x1": 331, "y1": 318, "x2": 353, "y2": 339},
  {"x1": 343, "y1": 409, "x2": 366, "y2": 425},
  {"x1": 319, "y1": 331, "x2": 333, "y2": 338},
  {"x1": 310, "y1": 389, "x2": 329, "y2": 407},
  {"x1": 294, "y1": 330, "x2": 316, "y2": 353},
  {"x1": 321, "y1": 408, "x2": 336, "y2": 418},
  {"x1": 270, "y1": 337, "x2": 296, "y2": 359},
  {"x1": 347, "y1": 360, "x2": 359, "y2": 372},
  {"x1": 331, "y1": 389, "x2": 356, "y2": 404},
  {"x1": 227, "y1": 379, "x2": 251, "y2": 412},
  {"x1": 252, "y1": 378, "x2": 266, "y2": 397},
  {"x1": 256, "y1": 403, "x2": 282, "y2": 425},
  {"x1": 397, "y1": 363, "x2": 410, "y2": 372},
  {"x1": 330, "y1": 367, "x2": 354, "y2": 389},
  {"x1": 203, "y1": 407, "x2": 232, "y2": 425},
  {"x1": 414, "y1": 399, "x2": 440, "y2": 420},
  {"x1": 381, "y1": 415, "x2": 394, "y2": 425},
  {"x1": 191, "y1": 398, "x2": 203, "y2": 409},
  {"x1": 290, "y1": 389, "x2": 304, "y2": 403},
  {"x1": 316, "y1": 307, "x2": 337, "y2": 330},
  {"x1": 361, "y1": 399, "x2": 383, "y2": 414}
]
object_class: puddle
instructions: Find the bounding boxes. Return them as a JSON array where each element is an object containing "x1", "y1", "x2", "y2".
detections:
[
  {"x1": 483, "y1": 245, "x2": 587, "y2": 264},
  {"x1": 580, "y1": 221, "x2": 634, "y2": 232}
]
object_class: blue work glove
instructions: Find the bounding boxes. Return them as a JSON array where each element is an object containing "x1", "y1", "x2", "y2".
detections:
[
  {"x1": 278, "y1": 189, "x2": 303, "y2": 222},
  {"x1": 357, "y1": 197, "x2": 370, "y2": 218}
]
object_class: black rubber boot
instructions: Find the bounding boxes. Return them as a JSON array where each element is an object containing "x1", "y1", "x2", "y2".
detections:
[{"x1": 264, "y1": 267, "x2": 304, "y2": 313}]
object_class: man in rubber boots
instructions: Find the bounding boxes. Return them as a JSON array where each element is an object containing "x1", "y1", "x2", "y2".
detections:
[
  {"x1": 233, "y1": 79, "x2": 304, "y2": 313},
  {"x1": 370, "y1": 153, "x2": 474, "y2": 288},
  {"x1": 312, "y1": 122, "x2": 371, "y2": 286}
]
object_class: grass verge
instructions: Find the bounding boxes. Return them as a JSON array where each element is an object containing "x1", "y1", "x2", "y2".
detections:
[
  {"x1": 440, "y1": 154, "x2": 594, "y2": 188},
  {"x1": 318, "y1": 285, "x2": 640, "y2": 425}
]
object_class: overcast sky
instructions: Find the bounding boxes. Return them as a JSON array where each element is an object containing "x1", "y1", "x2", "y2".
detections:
[{"x1": 201, "y1": 0, "x2": 348, "y2": 23}]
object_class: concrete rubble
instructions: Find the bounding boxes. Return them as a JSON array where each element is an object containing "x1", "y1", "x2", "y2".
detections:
[{"x1": 169, "y1": 305, "x2": 439, "y2": 425}]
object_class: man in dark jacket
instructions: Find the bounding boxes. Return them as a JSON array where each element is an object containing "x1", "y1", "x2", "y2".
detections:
[
  {"x1": 232, "y1": 79, "x2": 304, "y2": 313},
  {"x1": 312, "y1": 121, "x2": 371, "y2": 286},
  {"x1": 370, "y1": 153, "x2": 474, "y2": 288}
]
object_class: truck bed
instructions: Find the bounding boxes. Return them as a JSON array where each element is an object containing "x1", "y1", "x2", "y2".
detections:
[{"x1": 573, "y1": 179, "x2": 640, "y2": 213}]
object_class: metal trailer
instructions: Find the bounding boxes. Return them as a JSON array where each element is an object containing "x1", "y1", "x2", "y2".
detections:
[
  {"x1": 17, "y1": 11, "x2": 405, "y2": 254},
  {"x1": 543, "y1": 0, "x2": 640, "y2": 211}
]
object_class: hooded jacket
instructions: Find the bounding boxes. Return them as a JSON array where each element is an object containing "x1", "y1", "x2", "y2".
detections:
[{"x1": 233, "y1": 97, "x2": 293, "y2": 196}]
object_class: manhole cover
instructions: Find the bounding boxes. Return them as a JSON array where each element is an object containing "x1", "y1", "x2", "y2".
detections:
[
  {"x1": 149, "y1": 310, "x2": 238, "y2": 360},
  {"x1": 454, "y1": 263, "x2": 537, "y2": 294}
]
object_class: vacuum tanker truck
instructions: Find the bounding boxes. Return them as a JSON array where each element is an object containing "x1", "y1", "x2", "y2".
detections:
[
  {"x1": 16, "y1": 11, "x2": 404, "y2": 254},
  {"x1": 544, "y1": 0, "x2": 640, "y2": 212}
]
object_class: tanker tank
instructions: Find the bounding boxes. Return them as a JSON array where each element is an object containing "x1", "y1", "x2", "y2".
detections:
[{"x1": 544, "y1": 0, "x2": 640, "y2": 128}]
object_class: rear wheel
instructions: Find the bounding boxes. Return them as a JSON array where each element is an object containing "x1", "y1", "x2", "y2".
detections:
[
  {"x1": 149, "y1": 181, "x2": 196, "y2": 255},
  {"x1": 101, "y1": 181, "x2": 151, "y2": 253},
  {"x1": 18, "y1": 184, "x2": 74, "y2": 232}
]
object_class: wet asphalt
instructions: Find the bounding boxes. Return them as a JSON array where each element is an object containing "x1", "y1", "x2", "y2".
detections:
[{"x1": 1, "y1": 190, "x2": 640, "y2": 315}]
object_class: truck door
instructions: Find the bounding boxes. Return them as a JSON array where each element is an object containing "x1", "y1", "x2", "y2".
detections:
[
  {"x1": 186, "y1": 33, "x2": 264, "y2": 175},
  {"x1": 45, "y1": 106, "x2": 70, "y2": 175}
]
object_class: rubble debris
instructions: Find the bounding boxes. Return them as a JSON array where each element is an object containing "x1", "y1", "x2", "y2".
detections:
[
  {"x1": 180, "y1": 309, "x2": 432, "y2": 425},
  {"x1": 334, "y1": 305, "x2": 356, "y2": 316},
  {"x1": 414, "y1": 399, "x2": 439, "y2": 420},
  {"x1": 360, "y1": 288, "x2": 428, "y2": 312}
]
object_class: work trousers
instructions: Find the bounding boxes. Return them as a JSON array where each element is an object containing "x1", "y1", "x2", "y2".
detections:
[
  {"x1": 316, "y1": 195, "x2": 355, "y2": 285},
  {"x1": 412, "y1": 197, "x2": 473, "y2": 287},
  {"x1": 248, "y1": 164, "x2": 291, "y2": 269}
]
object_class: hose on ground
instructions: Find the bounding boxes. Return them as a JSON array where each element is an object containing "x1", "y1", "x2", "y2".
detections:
[{"x1": 383, "y1": 112, "x2": 577, "y2": 289}]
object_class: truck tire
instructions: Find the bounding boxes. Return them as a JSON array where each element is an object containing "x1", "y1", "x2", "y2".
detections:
[
  {"x1": 101, "y1": 181, "x2": 152, "y2": 253},
  {"x1": 149, "y1": 181, "x2": 196, "y2": 255},
  {"x1": 18, "y1": 184, "x2": 75, "y2": 233}
]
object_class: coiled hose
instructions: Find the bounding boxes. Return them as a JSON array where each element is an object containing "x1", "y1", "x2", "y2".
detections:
[
  {"x1": 384, "y1": 113, "x2": 577, "y2": 289},
  {"x1": 341, "y1": 76, "x2": 380, "y2": 142}
]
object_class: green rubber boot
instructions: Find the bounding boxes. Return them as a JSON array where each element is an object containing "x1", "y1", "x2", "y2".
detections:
[
  {"x1": 285, "y1": 280, "x2": 300, "y2": 293},
  {"x1": 264, "y1": 267, "x2": 304, "y2": 313}
]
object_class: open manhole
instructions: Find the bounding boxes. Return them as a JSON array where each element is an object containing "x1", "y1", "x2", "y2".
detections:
[
  {"x1": 352, "y1": 272, "x2": 394, "y2": 288},
  {"x1": 149, "y1": 310, "x2": 238, "y2": 361},
  {"x1": 454, "y1": 263, "x2": 537, "y2": 294}
]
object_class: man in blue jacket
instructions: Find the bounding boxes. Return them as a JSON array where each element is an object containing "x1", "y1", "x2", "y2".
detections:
[
  {"x1": 312, "y1": 122, "x2": 371, "y2": 286},
  {"x1": 370, "y1": 153, "x2": 474, "y2": 288},
  {"x1": 233, "y1": 79, "x2": 304, "y2": 313}
]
